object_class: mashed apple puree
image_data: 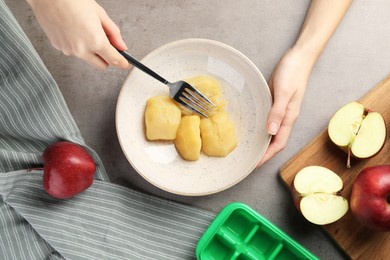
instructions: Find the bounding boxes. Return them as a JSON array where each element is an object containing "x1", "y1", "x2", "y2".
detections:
[{"x1": 144, "y1": 75, "x2": 237, "y2": 161}]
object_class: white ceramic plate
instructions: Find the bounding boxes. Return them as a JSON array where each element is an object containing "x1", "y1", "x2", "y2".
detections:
[{"x1": 116, "y1": 38, "x2": 272, "y2": 196}]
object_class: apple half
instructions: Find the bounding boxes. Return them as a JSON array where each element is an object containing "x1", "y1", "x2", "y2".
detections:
[
  {"x1": 292, "y1": 166, "x2": 349, "y2": 225},
  {"x1": 328, "y1": 101, "x2": 386, "y2": 168}
]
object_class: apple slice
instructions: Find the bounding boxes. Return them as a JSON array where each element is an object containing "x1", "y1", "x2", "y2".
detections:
[
  {"x1": 292, "y1": 166, "x2": 349, "y2": 225},
  {"x1": 328, "y1": 101, "x2": 386, "y2": 168}
]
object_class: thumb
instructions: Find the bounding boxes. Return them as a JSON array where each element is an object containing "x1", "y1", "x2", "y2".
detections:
[
  {"x1": 266, "y1": 91, "x2": 290, "y2": 135},
  {"x1": 266, "y1": 73, "x2": 293, "y2": 135}
]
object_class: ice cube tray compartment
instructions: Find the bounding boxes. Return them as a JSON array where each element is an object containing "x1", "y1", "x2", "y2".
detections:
[
  {"x1": 196, "y1": 202, "x2": 319, "y2": 260},
  {"x1": 223, "y1": 208, "x2": 256, "y2": 238},
  {"x1": 201, "y1": 236, "x2": 235, "y2": 259},
  {"x1": 246, "y1": 225, "x2": 282, "y2": 259}
]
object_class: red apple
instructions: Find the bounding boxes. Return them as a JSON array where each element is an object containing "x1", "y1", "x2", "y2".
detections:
[
  {"x1": 291, "y1": 166, "x2": 349, "y2": 225},
  {"x1": 42, "y1": 141, "x2": 96, "y2": 199},
  {"x1": 350, "y1": 165, "x2": 390, "y2": 232}
]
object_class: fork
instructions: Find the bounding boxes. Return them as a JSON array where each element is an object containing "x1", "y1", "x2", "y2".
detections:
[{"x1": 118, "y1": 50, "x2": 215, "y2": 118}]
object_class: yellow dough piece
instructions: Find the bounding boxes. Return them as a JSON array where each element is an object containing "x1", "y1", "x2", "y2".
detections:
[
  {"x1": 184, "y1": 75, "x2": 226, "y2": 115},
  {"x1": 174, "y1": 115, "x2": 202, "y2": 161},
  {"x1": 200, "y1": 112, "x2": 237, "y2": 157},
  {"x1": 144, "y1": 95, "x2": 181, "y2": 141}
]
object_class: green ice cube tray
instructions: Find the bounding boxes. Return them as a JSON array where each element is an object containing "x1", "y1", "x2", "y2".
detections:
[{"x1": 196, "y1": 202, "x2": 319, "y2": 260}]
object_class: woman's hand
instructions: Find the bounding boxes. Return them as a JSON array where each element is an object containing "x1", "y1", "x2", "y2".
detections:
[
  {"x1": 27, "y1": 0, "x2": 129, "y2": 69},
  {"x1": 256, "y1": 0, "x2": 352, "y2": 167},
  {"x1": 257, "y1": 47, "x2": 313, "y2": 167}
]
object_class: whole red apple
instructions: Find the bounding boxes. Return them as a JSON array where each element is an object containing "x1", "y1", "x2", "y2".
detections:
[
  {"x1": 350, "y1": 165, "x2": 390, "y2": 232},
  {"x1": 42, "y1": 141, "x2": 96, "y2": 199}
]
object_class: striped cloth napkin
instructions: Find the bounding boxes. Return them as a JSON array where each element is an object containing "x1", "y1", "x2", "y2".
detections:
[{"x1": 0, "y1": 1, "x2": 215, "y2": 259}]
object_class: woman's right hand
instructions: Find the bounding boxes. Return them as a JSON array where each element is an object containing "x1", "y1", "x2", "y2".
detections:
[{"x1": 27, "y1": 0, "x2": 129, "y2": 70}]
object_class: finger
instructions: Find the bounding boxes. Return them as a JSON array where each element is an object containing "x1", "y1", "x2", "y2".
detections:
[
  {"x1": 257, "y1": 102, "x2": 300, "y2": 167},
  {"x1": 257, "y1": 117, "x2": 294, "y2": 167},
  {"x1": 256, "y1": 141, "x2": 277, "y2": 167},
  {"x1": 266, "y1": 74, "x2": 292, "y2": 135},
  {"x1": 266, "y1": 92, "x2": 292, "y2": 135},
  {"x1": 267, "y1": 70, "x2": 276, "y2": 92},
  {"x1": 82, "y1": 52, "x2": 109, "y2": 70},
  {"x1": 96, "y1": 42, "x2": 130, "y2": 69}
]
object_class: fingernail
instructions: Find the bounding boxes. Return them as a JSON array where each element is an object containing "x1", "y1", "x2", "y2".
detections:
[{"x1": 268, "y1": 122, "x2": 279, "y2": 135}]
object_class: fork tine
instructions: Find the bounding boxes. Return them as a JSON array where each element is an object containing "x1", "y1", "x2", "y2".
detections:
[
  {"x1": 182, "y1": 88, "x2": 215, "y2": 112},
  {"x1": 182, "y1": 91, "x2": 213, "y2": 114},
  {"x1": 185, "y1": 85, "x2": 216, "y2": 107},
  {"x1": 177, "y1": 96, "x2": 209, "y2": 118}
]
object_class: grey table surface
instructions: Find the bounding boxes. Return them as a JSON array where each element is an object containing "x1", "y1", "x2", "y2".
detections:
[{"x1": 6, "y1": 0, "x2": 390, "y2": 259}]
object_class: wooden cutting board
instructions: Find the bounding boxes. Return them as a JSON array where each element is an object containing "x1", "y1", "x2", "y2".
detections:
[{"x1": 280, "y1": 75, "x2": 390, "y2": 259}]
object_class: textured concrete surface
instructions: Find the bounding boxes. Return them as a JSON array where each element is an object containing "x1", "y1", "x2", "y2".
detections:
[{"x1": 5, "y1": 0, "x2": 390, "y2": 258}]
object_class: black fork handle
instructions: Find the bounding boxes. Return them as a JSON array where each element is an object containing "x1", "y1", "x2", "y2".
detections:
[{"x1": 118, "y1": 50, "x2": 168, "y2": 85}]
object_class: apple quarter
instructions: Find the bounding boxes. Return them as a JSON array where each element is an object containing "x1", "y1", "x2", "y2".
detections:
[{"x1": 351, "y1": 112, "x2": 386, "y2": 158}]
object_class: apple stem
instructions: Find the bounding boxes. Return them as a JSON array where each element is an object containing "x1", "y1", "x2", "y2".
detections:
[
  {"x1": 347, "y1": 147, "x2": 351, "y2": 168},
  {"x1": 363, "y1": 108, "x2": 370, "y2": 116}
]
